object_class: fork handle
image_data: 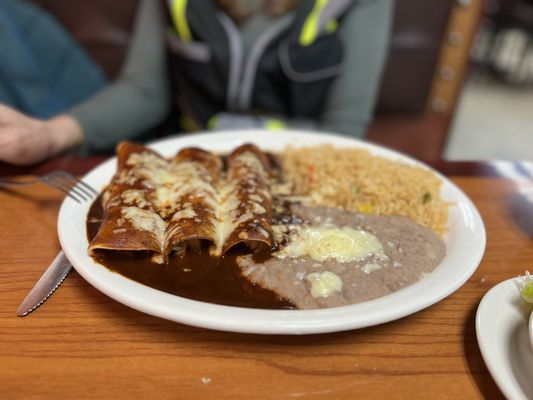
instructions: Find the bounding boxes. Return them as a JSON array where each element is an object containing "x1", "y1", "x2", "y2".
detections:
[{"x1": 0, "y1": 179, "x2": 36, "y2": 187}]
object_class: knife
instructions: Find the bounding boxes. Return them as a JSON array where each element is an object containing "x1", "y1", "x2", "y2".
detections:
[{"x1": 17, "y1": 251, "x2": 72, "y2": 317}]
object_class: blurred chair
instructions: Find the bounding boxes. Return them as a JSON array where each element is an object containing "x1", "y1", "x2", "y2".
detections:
[
  {"x1": 368, "y1": 0, "x2": 483, "y2": 160},
  {"x1": 32, "y1": 0, "x2": 482, "y2": 161}
]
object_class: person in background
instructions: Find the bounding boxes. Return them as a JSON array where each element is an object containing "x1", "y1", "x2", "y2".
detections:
[
  {"x1": 0, "y1": 0, "x2": 107, "y2": 165},
  {"x1": 0, "y1": 0, "x2": 392, "y2": 165}
]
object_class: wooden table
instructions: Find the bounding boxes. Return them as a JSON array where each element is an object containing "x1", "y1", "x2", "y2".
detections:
[{"x1": 1, "y1": 158, "x2": 532, "y2": 399}]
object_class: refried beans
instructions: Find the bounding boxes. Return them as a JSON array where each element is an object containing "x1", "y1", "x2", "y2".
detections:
[{"x1": 237, "y1": 204, "x2": 446, "y2": 309}]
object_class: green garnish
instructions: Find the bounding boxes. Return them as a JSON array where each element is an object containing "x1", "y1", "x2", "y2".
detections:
[
  {"x1": 422, "y1": 192, "x2": 431, "y2": 204},
  {"x1": 517, "y1": 271, "x2": 533, "y2": 303}
]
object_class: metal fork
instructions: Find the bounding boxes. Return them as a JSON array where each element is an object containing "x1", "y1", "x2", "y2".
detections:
[
  {"x1": 6, "y1": 172, "x2": 99, "y2": 316},
  {"x1": 0, "y1": 171, "x2": 98, "y2": 203}
]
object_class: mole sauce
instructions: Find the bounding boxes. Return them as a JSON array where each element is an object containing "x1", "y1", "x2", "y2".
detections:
[{"x1": 86, "y1": 196, "x2": 295, "y2": 309}]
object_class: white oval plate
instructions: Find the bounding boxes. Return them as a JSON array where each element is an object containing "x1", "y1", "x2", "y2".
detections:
[
  {"x1": 476, "y1": 279, "x2": 533, "y2": 400},
  {"x1": 58, "y1": 130, "x2": 486, "y2": 334}
]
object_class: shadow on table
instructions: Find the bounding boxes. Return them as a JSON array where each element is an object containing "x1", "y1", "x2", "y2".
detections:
[
  {"x1": 463, "y1": 303, "x2": 506, "y2": 400},
  {"x1": 74, "y1": 276, "x2": 404, "y2": 350},
  {"x1": 509, "y1": 300, "x2": 533, "y2": 399},
  {"x1": 510, "y1": 191, "x2": 533, "y2": 238}
]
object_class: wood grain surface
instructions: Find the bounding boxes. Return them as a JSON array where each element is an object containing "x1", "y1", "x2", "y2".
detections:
[{"x1": 1, "y1": 175, "x2": 532, "y2": 399}]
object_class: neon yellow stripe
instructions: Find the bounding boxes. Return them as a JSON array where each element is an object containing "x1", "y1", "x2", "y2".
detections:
[
  {"x1": 207, "y1": 115, "x2": 219, "y2": 130},
  {"x1": 170, "y1": 0, "x2": 192, "y2": 42},
  {"x1": 299, "y1": 0, "x2": 329, "y2": 47},
  {"x1": 325, "y1": 19, "x2": 338, "y2": 34},
  {"x1": 265, "y1": 119, "x2": 287, "y2": 131}
]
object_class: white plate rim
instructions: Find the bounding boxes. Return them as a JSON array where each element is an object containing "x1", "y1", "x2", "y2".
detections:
[
  {"x1": 476, "y1": 278, "x2": 533, "y2": 400},
  {"x1": 58, "y1": 129, "x2": 486, "y2": 334}
]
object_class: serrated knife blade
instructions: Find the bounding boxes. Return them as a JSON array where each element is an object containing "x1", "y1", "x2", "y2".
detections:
[{"x1": 17, "y1": 251, "x2": 72, "y2": 317}]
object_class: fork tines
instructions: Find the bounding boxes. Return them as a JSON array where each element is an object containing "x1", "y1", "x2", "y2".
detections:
[{"x1": 42, "y1": 172, "x2": 98, "y2": 203}]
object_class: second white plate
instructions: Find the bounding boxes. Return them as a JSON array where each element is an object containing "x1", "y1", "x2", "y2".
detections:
[{"x1": 477, "y1": 279, "x2": 533, "y2": 400}]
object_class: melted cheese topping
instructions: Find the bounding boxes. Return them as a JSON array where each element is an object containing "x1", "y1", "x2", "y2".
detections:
[
  {"x1": 123, "y1": 151, "x2": 219, "y2": 222},
  {"x1": 306, "y1": 271, "x2": 343, "y2": 298},
  {"x1": 171, "y1": 207, "x2": 197, "y2": 221},
  {"x1": 109, "y1": 148, "x2": 270, "y2": 257},
  {"x1": 150, "y1": 164, "x2": 217, "y2": 217},
  {"x1": 126, "y1": 151, "x2": 168, "y2": 169},
  {"x1": 276, "y1": 226, "x2": 386, "y2": 263},
  {"x1": 212, "y1": 151, "x2": 270, "y2": 254},
  {"x1": 214, "y1": 184, "x2": 242, "y2": 252},
  {"x1": 121, "y1": 189, "x2": 150, "y2": 208},
  {"x1": 361, "y1": 263, "x2": 383, "y2": 274},
  {"x1": 121, "y1": 206, "x2": 166, "y2": 247},
  {"x1": 232, "y1": 152, "x2": 267, "y2": 179}
]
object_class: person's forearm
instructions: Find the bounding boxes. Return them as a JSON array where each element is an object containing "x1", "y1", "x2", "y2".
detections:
[
  {"x1": 0, "y1": 104, "x2": 82, "y2": 165},
  {"x1": 68, "y1": 0, "x2": 171, "y2": 154},
  {"x1": 320, "y1": 0, "x2": 392, "y2": 138},
  {"x1": 68, "y1": 77, "x2": 171, "y2": 154},
  {"x1": 47, "y1": 114, "x2": 84, "y2": 156}
]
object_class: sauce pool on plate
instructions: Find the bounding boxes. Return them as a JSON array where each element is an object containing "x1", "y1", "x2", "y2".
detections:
[{"x1": 87, "y1": 195, "x2": 296, "y2": 310}]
